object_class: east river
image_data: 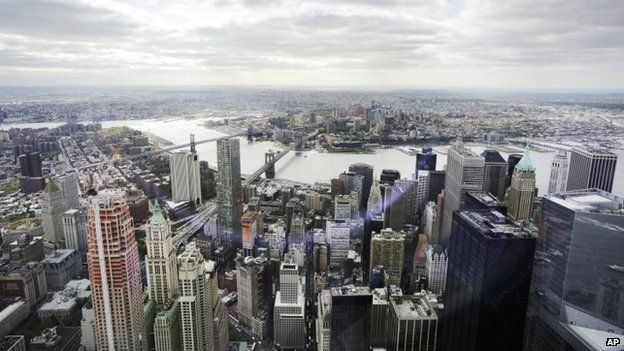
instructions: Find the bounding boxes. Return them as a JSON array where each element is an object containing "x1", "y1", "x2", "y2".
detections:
[{"x1": 2, "y1": 119, "x2": 624, "y2": 197}]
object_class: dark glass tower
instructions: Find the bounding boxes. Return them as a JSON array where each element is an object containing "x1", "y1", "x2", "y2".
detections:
[
  {"x1": 523, "y1": 189, "x2": 624, "y2": 350},
  {"x1": 349, "y1": 163, "x2": 374, "y2": 208},
  {"x1": 380, "y1": 169, "x2": 401, "y2": 185},
  {"x1": 442, "y1": 209, "x2": 536, "y2": 351},
  {"x1": 330, "y1": 286, "x2": 372, "y2": 350},
  {"x1": 416, "y1": 147, "x2": 437, "y2": 172}
]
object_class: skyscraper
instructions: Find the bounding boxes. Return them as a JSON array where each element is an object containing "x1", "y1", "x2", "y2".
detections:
[
  {"x1": 216, "y1": 138, "x2": 242, "y2": 260},
  {"x1": 547, "y1": 151, "x2": 569, "y2": 194},
  {"x1": 425, "y1": 244, "x2": 447, "y2": 295},
  {"x1": 369, "y1": 229, "x2": 405, "y2": 286},
  {"x1": 241, "y1": 210, "x2": 263, "y2": 256},
  {"x1": 273, "y1": 263, "x2": 305, "y2": 349},
  {"x1": 505, "y1": 148, "x2": 536, "y2": 222},
  {"x1": 524, "y1": 189, "x2": 624, "y2": 350},
  {"x1": 236, "y1": 256, "x2": 271, "y2": 339},
  {"x1": 41, "y1": 179, "x2": 67, "y2": 247},
  {"x1": 177, "y1": 243, "x2": 227, "y2": 351},
  {"x1": 63, "y1": 208, "x2": 87, "y2": 254},
  {"x1": 87, "y1": 192, "x2": 146, "y2": 351},
  {"x1": 330, "y1": 286, "x2": 372, "y2": 351},
  {"x1": 481, "y1": 149, "x2": 507, "y2": 200},
  {"x1": 441, "y1": 144, "x2": 485, "y2": 244},
  {"x1": 145, "y1": 202, "x2": 178, "y2": 308},
  {"x1": 387, "y1": 293, "x2": 438, "y2": 351},
  {"x1": 18, "y1": 152, "x2": 45, "y2": 193},
  {"x1": 397, "y1": 179, "x2": 419, "y2": 226},
  {"x1": 566, "y1": 147, "x2": 618, "y2": 192},
  {"x1": 325, "y1": 220, "x2": 350, "y2": 266},
  {"x1": 55, "y1": 173, "x2": 81, "y2": 209},
  {"x1": 416, "y1": 147, "x2": 437, "y2": 172},
  {"x1": 442, "y1": 209, "x2": 536, "y2": 351},
  {"x1": 348, "y1": 163, "x2": 374, "y2": 208},
  {"x1": 339, "y1": 171, "x2": 364, "y2": 207},
  {"x1": 504, "y1": 153, "x2": 523, "y2": 193},
  {"x1": 380, "y1": 169, "x2": 401, "y2": 185},
  {"x1": 383, "y1": 185, "x2": 405, "y2": 231},
  {"x1": 169, "y1": 151, "x2": 201, "y2": 206}
]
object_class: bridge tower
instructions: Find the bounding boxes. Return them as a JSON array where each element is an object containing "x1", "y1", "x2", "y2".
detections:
[
  {"x1": 247, "y1": 126, "x2": 253, "y2": 143},
  {"x1": 190, "y1": 134, "x2": 196, "y2": 153},
  {"x1": 265, "y1": 151, "x2": 276, "y2": 179}
]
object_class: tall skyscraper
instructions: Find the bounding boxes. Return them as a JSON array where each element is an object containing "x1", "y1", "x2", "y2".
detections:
[
  {"x1": 177, "y1": 243, "x2": 227, "y2": 351},
  {"x1": 421, "y1": 201, "x2": 439, "y2": 242},
  {"x1": 505, "y1": 149, "x2": 536, "y2": 222},
  {"x1": 369, "y1": 229, "x2": 405, "y2": 286},
  {"x1": 387, "y1": 293, "x2": 438, "y2": 351},
  {"x1": 427, "y1": 170, "x2": 446, "y2": 202},
  {"x1": 339, "y1": 171, "x2": 364, "y2": 207},
  {"x1": 153, "y1": 300, "x2": 180, "y2": 351},
  {"x1": 416, "y1": 147, "x2": 437, "y2": 172},
  {"x1": 18, "y1": 152, "x2": 45, "y2": 193},
  {"x1": 289, "y1": 209, "x2": 305, "y2": 244},
  {"x1": 348, "y1": 163, "x2": 374, "y2": 208},
  {"x1": 566, "y1": 147, "x2": 618, "y2": 192},
  {"x1": 87, "y1": 192, "x2": 146, "y2": 351},
  {"x1": 236, "y1": 256, "x2": 271, "y2": 339},
  {"x1": 216, "y1": 138, "x2": 242, "y2": 260},
  {"x1": 241, "y1": 210, "x2": 263, "y2": 256},
  {"x1": 330, "y1": 286, "x2": 372, "y2": 351},
  {"x1": 524, "y1": 189, "x2": 624, "y2": 350},
  {"x1": 425, "y1": 244, "x2": 447, "y2": 295},
  {"x1": 441, "y1": 144, "x2": 485, "y2": 244},
  {"x1": 55, "y1": 173, "x2": 81, "y2": 209},
  {"x1": 169, "y1": 151, "x2": 201, "y2": 206},
  {"x1": 380, "y1": 169, "x2": 401, "y2": 185},
  {"x1": 397, "y1": 179, "x2": 419, "y2": 226},
  {"x1": 326, "y1": 220, "x2": 351, "y2": 265},
  {"x1": 145, "y1": 202, "x2": 178, "y2": 308},
  {"x1": 442, "y1": 209, "x2": 536, "y2": 351},
  {"x1": 504, "y1": 153, "x2": 523, "y2": 193},
  {"x1": 334, "y1": 195, "x2": 353, "y2": 220},
  {"x1": 547, "y1": 150, "x2": 569, "y2": 194},
  {"x1": 63, "y1": 208, "x2": 87, "y2": 254},
  {"x1": 383, "y1": 185, "x2": 405, "y2": 231},
  {"x1": 273, "y1": 263, "x2": 305, "y2": 349},
  {"x1": 41, "y1": 179, "x2": 67, "y2": 247},
  {"x1": 481, "y1": 149, "x2": 507, "y2": 200}
]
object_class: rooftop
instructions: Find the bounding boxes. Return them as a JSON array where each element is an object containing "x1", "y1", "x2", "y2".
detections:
[
  {"x1": 390, "y1": 294, "x2": 437, "y2": 320},
  {"x1": 548, "y1": 189, "x2": 624, "y2": 214},
  {"x1": 331, "y1": 285, "x2": 371, "y2": 297},
  {"x1": 41, "y1": 249, "x2": 78, "y2": 265},
  {"x1": 459, "y1": 210, "x2": 536, "y2": 240}
]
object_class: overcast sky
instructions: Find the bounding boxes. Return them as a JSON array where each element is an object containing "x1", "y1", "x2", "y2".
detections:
[{"x1": 0, "y1": 0, "x2": 622, "y2": 90}]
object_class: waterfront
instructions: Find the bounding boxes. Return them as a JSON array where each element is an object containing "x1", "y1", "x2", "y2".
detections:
[{"x1": 2, "y1": 119, "x2": 624, "y2": 197}]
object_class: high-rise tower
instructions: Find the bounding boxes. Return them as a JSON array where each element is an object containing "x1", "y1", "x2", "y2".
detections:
[
  {"x1": 170, "y1": 151, "x2": 202, "y2": 206},
  {"x1": 348, "y1": 163, "x2": 374, "y2": 209},
  {"x1": 145, "y1": 202, "x2": 178, "y2": 307},
  {"x1": 481, "y1": 149, "x2": 507, "y2": 200},
  {"x1": 273, "y1": 263, "x2": 305, "y2": 349},
  {"x1": 506, "y1": 148, "x2": 536, "y2": 222},
  {"x1": 566, "y1": 147, "x2": 617, "y2": 192},
  {"x1": 41, "y1": 179, "x2": 67, "y2": 247},
  {"x1": 547, "y1": 151, "x2": 569, "y2": 194},
  {"x1": 216, "y1": 138, "x2": 242, "y2": 261}
]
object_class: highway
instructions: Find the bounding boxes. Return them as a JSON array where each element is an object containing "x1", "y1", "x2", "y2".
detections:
[{"x1": 172, "y1": 202, "x2": 217, "y2": 249}]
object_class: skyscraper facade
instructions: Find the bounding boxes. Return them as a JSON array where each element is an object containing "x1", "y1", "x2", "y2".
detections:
[
  {"x1": 273, "y1": 263, "x2": 305, "y2": 349},
  {"x1": 416, "y1": 147, "x2": 437, "y2": 172},
  {"x1": 547, "y1": 151, "x2": 569, "y2": 194},
  {"x1": 506, "y1": 149, "x2": 536, "y2": 222},
  {"x1": 397, "y1": 179, "x2": 419, "y2": 226},
  {"x1": 169, "y1": 151, "x2": 202, "y2": 206},
  {"x1": 387, "y1": 293, "x2": 438, "y2": 351},
  {"x1": 481, "y1": 149, "x2": 507, "y2": 200},
  {"x1": 216, "y1": 138, "x2": 242, "y2": 260},
  {"x1": 369, "y1": 229, "x2": 405, "y2": 286},
  {"x1": 441, "y1": 145, "x2": 485, "y2": 244},
  {"x1": 330, "y1": 286, "x2": 372, "y2": 351},
  {"x1": 425, "y1": 244, "x2": 447, "y2": 295},
  {"x1": 566, "y1": 147, "x2": 618, "y2": 192},
  {"x1": 524, "y1": 189, "x2": 624, "y2": 350},
  {"x1": 55, "y1": 173, "x2": 81, "y2": 209},
  {"x1": 236, "y1": 256, "x2": 270, "y2": 339},
  {"x1": 348, "y1": 163, "x2": 374, "y2": 208},
  {"x1": 442, "y1": 209, "x2": 536, "y2": 351},
  {"x1": 145, "y1": 202, "x2": 178, "y2": 308},
  {"x1": 41, "y1": 179, "x2": 67, "y2": 247},
  {"x1": 339, "y1": 171, "x2": 364, "y2": 206},
  {"x1": 383, "y1": 185, "x2": 405, "y2": 231},
  {"x1": 87, "y1": 192, "x2": 146, "y2": 351},
  {"x1": 63, "y1": 208, "x2": 87, "y2": 254}
]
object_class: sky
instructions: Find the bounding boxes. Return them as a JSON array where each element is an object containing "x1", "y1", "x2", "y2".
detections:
[{"x1": 0, "y1": 0, "x2": 622, "y2": 90}]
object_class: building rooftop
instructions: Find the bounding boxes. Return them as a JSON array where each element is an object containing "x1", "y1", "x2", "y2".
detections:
[
  {"x1": 515, "y1": 147, "x2": 535, "y2": 171},
  {"x1": 390, "y1": 294, "x2": 437, "y2": 320},
  {"x1": 481, "y1": 149, "x2": 506, "y2": 163},
  {"x1": 459, "y1": 210, "x2": 536, "y2": 240},
  {"x1": 467, "y1": 191, "x2": 503, "y2": 207},
  {"x1": 331, "y1": 285, "x2": 371, "y2": 297},
  {"x1": 41, "y1": 249, "x2": 78, "y2": 265},
  {"x1": 548, "y1": 189, "x2": 624, "y2": 214}
]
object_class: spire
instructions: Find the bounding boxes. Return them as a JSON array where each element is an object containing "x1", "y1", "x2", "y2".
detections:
[
  {"x1": 516, "y1": 144, "x2": 535, "y2": 171},
  {"x1": 43, "y1": 178, "x2": 60, "y2": 193},
  {"x1": 149, "y1": 200, "x2": 166, "y2": 224}
]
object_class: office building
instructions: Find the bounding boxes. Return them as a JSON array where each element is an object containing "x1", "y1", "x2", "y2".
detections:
[
  {"x1": 316, "y1": 290, "x2": 332, "y2": 351},
  {"x1": 177, "y1": 243, "x2": 227, "y2": 351},
  {"x1": 170, "y1": 151, "x2": 201, "y2": 206},
  {"x1": 273, "y1": 263, "x2": 305, "y2": 349},
  {"x1": 380, "y1": 169, "x2": 401, "y2": 185},
  {"x1": 442, "y1": 209, "x2": 536, "y2": 351},
  {"x1": 421, "y1": 201, "x2": 438, "y2": 242},
  {"x1": 41, "y1": 179, "x2": 67, "y2": 246},
  {"x1": 416, "y1": 147, "x2": 437, "y2": 172},
  {"x1": 289, "y1": 210, "x2": 306, "y2": 245},
  {"x1": 41, "y1": 249, "x2": 81, "y2": 291},
  {"x1": 145, "y1": 202, "x2": 178, "y2": 308},
  {"x1": 334, "y1": 195, "x2": 353, "y2": 221},
  {"x1": 441, "y1": 144, "x2": 485, "y2": 244},
  {"x1": 383, "y1": 185, "x2": 405, "y2": 231},
  {"x1": 0, "y1": 262, "x2": 47, "y2": 309},
  {"x1": 339, "y1": 171, "x2": 364, "y2": 207},
  {"x1": 524, "y1": 189, "x2": 624, "y2": 350},
  {"x1": 325, "y1": 220, "x2": 351, "y2": 266},
  {"x1": 370, "y1": 229, "x2": 405, "y2": 286},
  {"x1": 566, "y1": 147, "x2": 618, "y2": 192},
  {"x1": 427, "y1": 170, "x2": 446, "y2": 202},
  {"x1": 18, "y1": 152, "x2": 45, "y2": 193},
  {"x1": 465, "y1": 191, "x2": 507, "y2": 215},
  {"x1": 81, "y1": 301, "x2": 96, "y2": 351},
  {"x1": 548, "y1": 151, "x2": 569, "y2": 194},
  {"x1": 330, "y1": 286, "x2": 372, "y2": 350},
  {"x1": 481, "y1": 150, "x2": 507, "y2": 200},
  {"x1": 397, "y1": 179, "x2": 419, "y2": 226},
  {"x1": 349, "y1": 163, "x2": 374, "y2": 208},
  {"x1": 63, "y1": 209, "x2": 87, "y2": 254},
  {"x1": 216, "y1": 138, "x2": 243, "y2": 260},
  {"x1": 87, "y1": 192, "x2": 146, "y2": 351},
  {"x1": 55, "y1": 174, "x2": 81, "y2": 209},
  {"x1": 506, "y1": 149, "x2": 536, "y2": 222},
  {"x1": 371, "y1": 288, "x2": 389, "y2": 347},
  {"x1": 387, "y1": 293, "x2": 438, "y2": 351},
  {"x1": 237, "y1": 256, "x2": 270, "y2": 339},
  {"x1": 241, "y1": 210, "x2": 263, "y2": 256},
  {"x1": 425, "y1": 245, "x2": 447, "y2": 295},
  {"x1": 153, "y1": 300, "x2": 180, "y2": 351}
]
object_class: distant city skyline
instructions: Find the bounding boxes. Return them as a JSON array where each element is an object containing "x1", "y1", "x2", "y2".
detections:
[{"x1": 0, "y1": 0, "x2": 623, "y2": 90}]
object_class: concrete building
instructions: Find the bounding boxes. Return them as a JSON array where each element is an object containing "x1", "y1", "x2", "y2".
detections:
[
  {"x1": 383, "y1": 185, "x2": 405, "y2": 231},
  {"x1": 273, "y1": 263, "x2": 305, "y2": 349},
  {"x1": 170, "y1": 151, "x2": 202, "y2": 206},
  {"x1": 481, "y1": 150, "x2": 507, "y2": 200},
  {"x1": 339, "y1": 171, "x2": 364, "y2": 207},
  {"x1": 62, "y1": 209, "x2": 87, "y2": 254},
  {"x1": 316, "y1": 290, "x2": 332, "y2": 351},
  {"x1": 325, "y1": 221, "x2": 350, "y2": 266},
  {"x1": 348, "y1": 163, "x2": 374, "y2": 209},
  {"x1": 87, "y1": 192, "x2": 146, "y2": 351},
  {"x1": 425, "y1": 245, "x2": 448, "y2": 295},
  {"x1": 421, "y1": 201, "x2": 438, "y2": 242},
  {"x1": 41, "y1": 179, "x2": 67, "y2": 247},
  {"x1": 177, "y1": 243, "x2": 226, "y2": 351},
  {"x1": 236, "y1": 256, "x2": 270, "y2": 339},
  {"x1": 416, "y1": 148, "x2": 437, "y2": 172},
  {"x1": 441, "y1": 144, "x2": 485, "y2": 244},
  {"x1": 387, "y1": 293, "x2": 438, "y2": 351},
  {"x1": 334, "y1": 195, "x2": 352, "y2": 221},
  {"x1": 506, "y1": 148, "x2": 536, "y2": 222},
  {"x1": 216, "y1": 138, "x2": 242, "y2": 261},
  {"x1": 153, "y1": 300, "x2": 180, "y2": 351},
  {"x1": 0, "y1": 299, "x2": 29, "y2": 339},
  {"x1": 330, "y1": 286, "x2": 372, "y2": 351},
  {"x1": 41, "y1": 249, "x2": 81, "y2": 291},
  {"x1": 548, "y1": 151, "x2": 569, "y2": 194},
  {"x1": 371, "y1": 288, "x2": 389, "y2": 347},
  {"x1": 241, "y1": 210, "x2": 263, "y2": 256},
  {"x1": 0, "y1": 262, "x2": 47, "y2": 309},
  {"x1": 370, "y1": 229, "x2": 405, "y2": 286},
  {"x1": 566, "y1": 147, "x2": 618, "y2": 192},
  {"x1": 289, "y1": 210, "x2": 306, "y2": 245},
  {"x1": 397, "y1": 179, "x2": 419, "y2": 226},
  {"x1": 54, "y1": 174, "x2": 81, "y2": 210},
  {"x1": 146, "y1": 202, "x2": 178, "y2": 308}
]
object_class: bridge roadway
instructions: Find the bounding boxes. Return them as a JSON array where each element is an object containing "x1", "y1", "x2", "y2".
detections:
[{"x1": 172, "y1": 202, "x2": 216, "y2": 249}]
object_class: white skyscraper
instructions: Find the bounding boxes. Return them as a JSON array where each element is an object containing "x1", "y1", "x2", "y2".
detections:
[
  {"x1": 41, "y1": 179, "x2": 67, "y2": 246},
  {"x1": 63, "y1": 208, "x2": 87, "y2": 253},
  {"x1": 425, "y1": 245, "x2": 448, "y2": 295},
  {"x1": 170, "y1": 151, "x2": 201, "y2": 206},
  {"x1": 55, "y1": 173, "x2": 81, "y2": 209},
  {"x1": 145, "y1": 202, "x2": 178, "y2": 307},
  {"x1": 325, "y1": 220, "x2": 350, "y2": 265},
  {"x1": 273, "y1": 263, "x2": 305, "y2": 349},
  {"x1": 548, "y1": 151, "x2": 569, "y2": 194}
]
